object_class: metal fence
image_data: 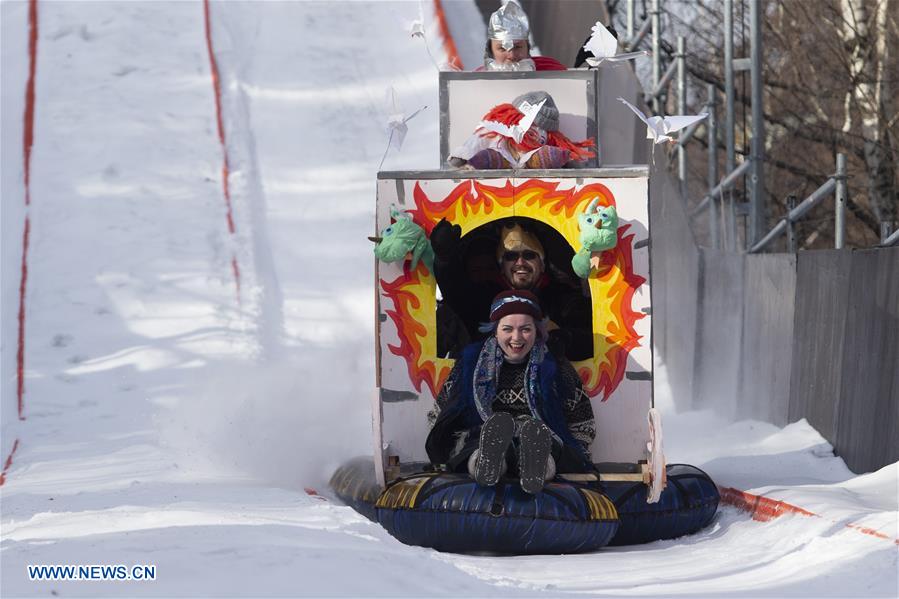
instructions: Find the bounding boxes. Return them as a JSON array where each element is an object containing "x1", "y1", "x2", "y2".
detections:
[
  {"x1": 474, "y1": 0, "x2": 898, "y2": 473},
  {"x1": 687, "y1": 243, "x2": 899, "y2": 473},
  {"x1": 620, "y1": 0, "x2": 897, "y2": 252},
  {"x1": 618, "y1": 0, "x2": 898, "y2": 472}
]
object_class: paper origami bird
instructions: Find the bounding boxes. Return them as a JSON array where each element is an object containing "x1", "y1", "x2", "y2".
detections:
[
  {"x1": 478, "y1": 97, "x2": 547, "y2": 144},
  {"x1": 618, "y1": 97, "x2": 708, "y2": 144},
  {"x1": 380, "y1": 87, "x2": 426, "y2": 169},
  {"x1": 571, "y1": 198, "x2": 618, "y2": 279},
  {"x1": 369, "y1": 206, "x2": 434, "y2": 273},
  {"x1": 409, "y1": 19, "x2": 424, "y2": 38},
  {"x1": 582, "y1": 21, "x2": 648, "y2": 67}
]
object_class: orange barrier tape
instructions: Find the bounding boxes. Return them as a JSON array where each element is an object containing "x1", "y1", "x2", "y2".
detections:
[
  {"x1": 719, "y1": 485, "x2": 898, "y2": 545},
  {"x1": 0, "y1": 439, "x2": 21, "y2": 487},
  {"x1": 23, "y1": 0, "x2": 37, "y2": 207},
  {"x1": 202, "y1": 0, "x2": 242, "y2": 302},
  {"x1": 432, "y1": 0, "x2": 463, "y2": 70},
  {"x1": 17, "y1": 0, "x2": 39, "y2": 423},
  {"x1": 719, "y1": 486, "x2": 815, "y2": 522}
]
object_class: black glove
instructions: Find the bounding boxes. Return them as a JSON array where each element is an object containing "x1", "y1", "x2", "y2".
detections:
[
  {"x1": 573, "y1": 39, "x2": 592, "y2": 68},
  {"x1": 546, "y1": 328, "x2": 573, "y2": 359},
  {"x1": 429, "y1": 218, "x2": 462, "y2": 260}
]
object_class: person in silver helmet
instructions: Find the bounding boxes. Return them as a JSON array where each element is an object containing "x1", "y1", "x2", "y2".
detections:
[{"x1": 481, "y1": 0, "x2": 566, "y2": 72}]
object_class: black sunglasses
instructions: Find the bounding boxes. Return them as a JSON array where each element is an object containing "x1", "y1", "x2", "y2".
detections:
[{"x1": 502, "y1": 250, "x2": 540, "y2": 262}]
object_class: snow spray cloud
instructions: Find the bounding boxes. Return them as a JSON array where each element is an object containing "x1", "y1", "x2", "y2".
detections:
[{"x1": 161, "y1": 341, "x2": 373, "y2": 489}]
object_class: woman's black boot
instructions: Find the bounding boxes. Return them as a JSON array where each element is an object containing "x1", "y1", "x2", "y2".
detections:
[
  {"x1": 518, "y1": 418, "x2": 552, "y2": 494},
  {"x1": 473, "y1": 412, "x2": 515, "y2": 486}
]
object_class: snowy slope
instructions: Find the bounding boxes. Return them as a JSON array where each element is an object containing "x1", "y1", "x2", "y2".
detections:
[{"x1": 1, "y1": 1, "x2": 896, "y2": 597}]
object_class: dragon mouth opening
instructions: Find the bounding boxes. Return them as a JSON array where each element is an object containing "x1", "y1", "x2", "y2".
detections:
[{"x1": 380, "y1": 179, "x2": 645, "y2": 400}]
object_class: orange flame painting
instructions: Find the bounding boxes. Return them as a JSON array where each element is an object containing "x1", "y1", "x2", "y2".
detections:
[{"x1": 380, "y1": 179, "x2": 646, "y2": 400}]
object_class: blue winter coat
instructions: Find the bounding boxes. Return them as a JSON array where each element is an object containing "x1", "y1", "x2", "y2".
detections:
[{"x1": 426, "y1": 341, "x2": 593, "y2": 472}]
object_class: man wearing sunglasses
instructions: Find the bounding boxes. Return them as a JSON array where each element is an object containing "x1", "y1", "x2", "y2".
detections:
[
  {"x1": 432, "y1": 219, "x2": 592, "y2": 362},
  {"x1": 497, "y1": 225, "x2": 545, "y2": 290}
]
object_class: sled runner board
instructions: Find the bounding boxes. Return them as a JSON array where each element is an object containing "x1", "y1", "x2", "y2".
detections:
[
  {"x1": 439, "y1": 71, "x2": 600, "y2": 168},
  {"x1": 374, "y1": 170, "x2": 652, "y2": 473}
]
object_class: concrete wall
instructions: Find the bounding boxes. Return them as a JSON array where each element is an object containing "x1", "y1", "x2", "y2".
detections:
[
  {"x1": 693, "y1": 250, "x2": 743, "y2": 419},
  {"x1": 694, "y1": 247, "x2": 899, "y2": 473},
  {"x1": 737, "y1": 254, "x2": 796, "y2": 425},
  {"x1": 788, "y1": 250, "x2": 853, "y2": 443},
  {"x1": 830, "y1": 249, "x2": 899, "y2": 472},
  {"x1": 519, "y1": 0, "x2": 603, "y2": 66},
  {"x1": 650, "y1": 147, "x2": 700, "y2": 411}
]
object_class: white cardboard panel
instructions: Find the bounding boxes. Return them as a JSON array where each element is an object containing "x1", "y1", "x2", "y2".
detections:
[
  {"x1": 444, "y1": 74, "x2": 597, "y2": 166},
  {"x1": 376, "y1": 175, "x2": 651, "y2": 465}
]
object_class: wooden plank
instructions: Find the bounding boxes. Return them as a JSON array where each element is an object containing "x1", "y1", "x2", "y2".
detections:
[
  {"x1": 836, "y1": 248, "x2": 899, "y2": 472},
  {"x1": 694, "y1": 249, "x2": 744, "y2": 417},
  {"x1": 788, "y1": 250, "x2": 852, "y2": 441},
  {"x1": 378, "y1": 166, "x2": 649, "y2": 180},
  {"x1": 649, "y1": 156, "x2": 699, "y2": 409},
  {"x1": 738, "y1": 253, "x2": 796, "y2": 425}
]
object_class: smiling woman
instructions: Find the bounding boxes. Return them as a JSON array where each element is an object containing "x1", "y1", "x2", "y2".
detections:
[
  {"x1": 495, "y1": 313, "x2": 537, "y2": 363},
  {"x1": 426, "y1": 289, "x2": 596, "y2": 495}
]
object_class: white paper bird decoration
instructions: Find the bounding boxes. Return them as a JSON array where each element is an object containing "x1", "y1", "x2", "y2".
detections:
[
  {"x1": 409, "y1": 0, "x2": 445, "y2": 70},
  {"x1": 617, "y1": 97, "x2": 708, "y2": 144},
  {"x1": 584, "y1": 21, "x2": 617, "y2": 60},
  {"x1": 583, "y1": 21, "x2": 649, "y2": 67},
  {"x1": 380, "y1": 87, "x2": 427, "y2": 169},
  {"x1": 477, "y1": 97, "x2": 547, "y2": 144}
]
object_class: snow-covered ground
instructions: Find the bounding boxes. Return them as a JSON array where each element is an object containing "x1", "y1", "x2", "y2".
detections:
[{"x1": 1, "y1": 1, "x2": 896, "y2": 597}]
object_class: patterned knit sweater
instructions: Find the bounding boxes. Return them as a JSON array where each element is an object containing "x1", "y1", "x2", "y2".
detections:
[{"x1": 428, "y1": 356, "x2": 596, "y2": 451}]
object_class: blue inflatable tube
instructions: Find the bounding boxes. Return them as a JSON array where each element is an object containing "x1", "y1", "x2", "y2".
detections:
[
  {"x1": 377, "y1": 474, "x2": 619, "y2": 554},
  {"x1": 603, "y1": 464, "x2": 720, "y2": 545},
  {"x1": 330, "y1": 458, "x2": 719, "y2": 554}
]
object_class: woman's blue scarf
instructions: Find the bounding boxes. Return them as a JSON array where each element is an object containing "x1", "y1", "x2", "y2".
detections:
[{"x1": 472, "y1": 337, "x2": 557, "y2": 440}]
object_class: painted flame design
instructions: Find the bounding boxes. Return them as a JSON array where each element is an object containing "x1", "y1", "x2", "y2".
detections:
[
  {"x1": 381, "y1": 260, "x2": 453, "y2": 397},
  {"x1": 380, "y1": 179, "x2": 646, "y2": 400}
]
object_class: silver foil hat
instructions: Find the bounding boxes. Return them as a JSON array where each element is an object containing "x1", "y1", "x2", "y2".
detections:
[{"x1": 487, "y1": 0, "x2": 530, "y2": 50}]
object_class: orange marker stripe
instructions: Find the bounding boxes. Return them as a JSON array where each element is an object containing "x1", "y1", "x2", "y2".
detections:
[
  {"x1": 719, "y1": 486, "x2": 898, "y2": 545},
  {"x1": 432, "y1": 0, "x2": 463, "y2": 70},
  {"x1": 202, "y1": 0, "x2": 242, "y2": 304},
  {"x1": 0, "y1": 439, "x2": 21, "y2": 487}
]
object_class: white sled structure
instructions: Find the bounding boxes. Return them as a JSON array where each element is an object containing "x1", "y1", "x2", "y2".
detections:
[
  {"x1": 373, "y1": 72, "x2": 658, "y2": 490},
  {"x1": 331, "y1": 71, "x2": 719, "y2": 555}
]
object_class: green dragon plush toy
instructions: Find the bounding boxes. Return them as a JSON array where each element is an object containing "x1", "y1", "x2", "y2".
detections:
[
  {"x1": 571, "y1": 198, "x2": 618, "y2": 279},
  {"x1": 369, "y1": 206, "x2": 435, "y2": 273}
]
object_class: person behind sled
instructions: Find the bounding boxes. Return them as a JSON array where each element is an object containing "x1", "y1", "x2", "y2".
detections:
[
  {"x1": 479, "y1": 0, "x2": 566, "y2": 72},
  {"x1": 446, "y1": 90, "x2": 595, "y2": 170},
  {"x1": 426, "y1": 290, "x2": 596, "y2": 495},
  {"x1": 433, "y1": 219, "x2": 593, "y2": 361}
]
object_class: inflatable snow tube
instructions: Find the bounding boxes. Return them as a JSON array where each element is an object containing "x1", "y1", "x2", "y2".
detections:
[
  {"x1": 330, "y1": 458, "x2": 382, "y2": 522},
  {"x1": 376, "y1": 473, "x2": 619, "y2": 554},
  {"x1": 330, "y1": 458, "x2": 618, "y2": 554},
  {"x1": 604, "y1": 464, "x2": 720, "y2": 545},
  {"x1": 330, "y1": 459, "x2": 718, "y2": 552}
]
